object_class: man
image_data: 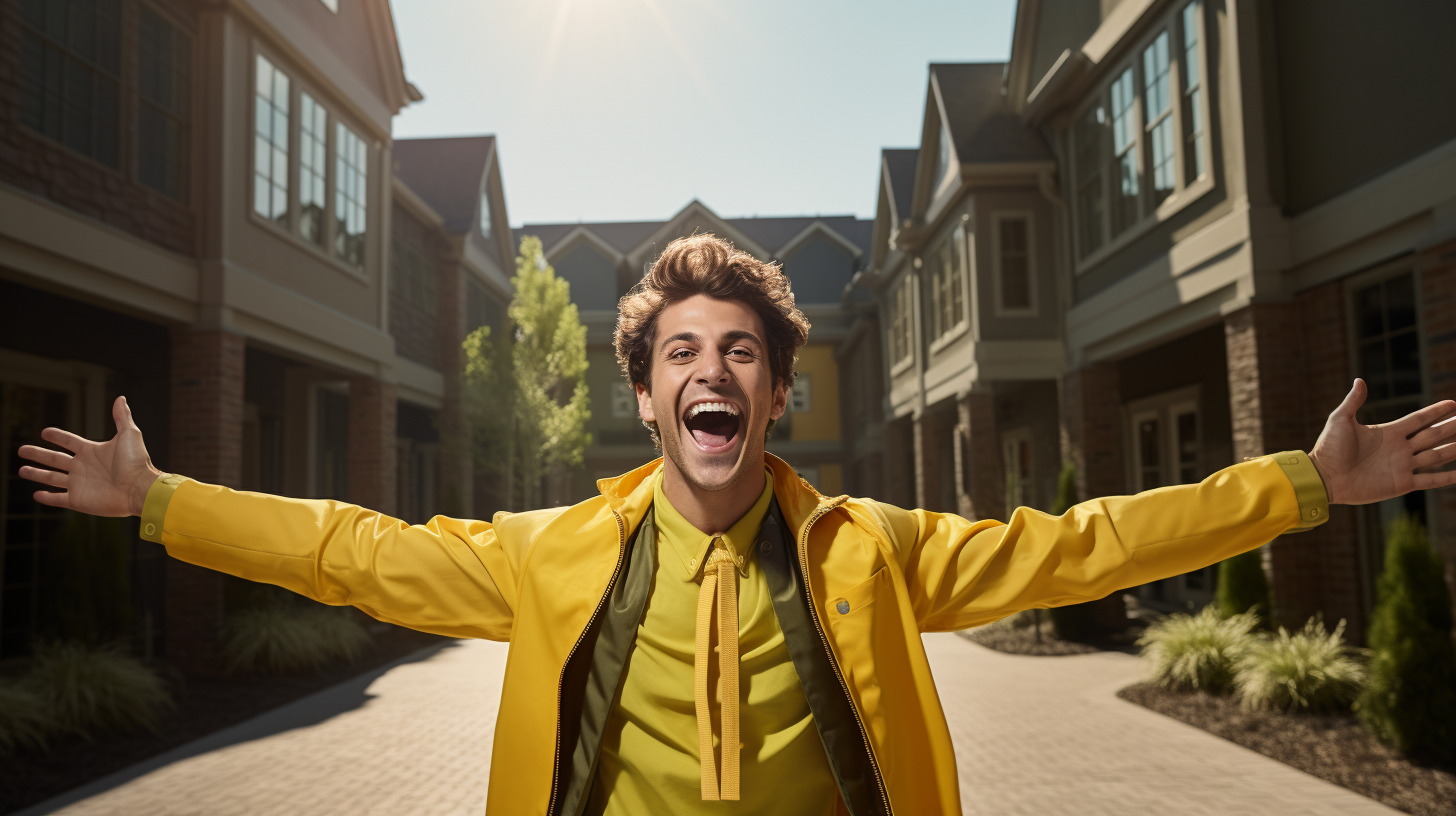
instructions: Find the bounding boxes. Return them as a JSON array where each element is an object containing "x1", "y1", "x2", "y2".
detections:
[{"x1": 17, "y1": 234, "x2": 1456, "y2": 816}]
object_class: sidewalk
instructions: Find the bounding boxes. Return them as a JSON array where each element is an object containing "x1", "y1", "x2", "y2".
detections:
[{"x1": 20, "y1": 634, "x2": 1399, "y2": 815}]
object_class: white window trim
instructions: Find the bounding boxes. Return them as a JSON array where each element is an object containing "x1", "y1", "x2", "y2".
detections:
[
  {"x1": 790, "y1": 372, "x2": 813, "y2": 414},
  {"x1": 991, "y1": 211, "x2": 1038, "y2": 318},
  {"x1": 1068, "y1": 0, "x2": 1215, "y2": 274},
  {"x1": 1124, "y1": 385, "x2": 1201, "y2": 492},
  {"x1": 887, "y1": 276, "x2": 916, "y2": 376},
  {"x1": 1342, "y1": 263, "x2": 1429, "y2": 413},
  {"x1": 925, "y1": 224, "x2": 972, "y2": 353},
  {"x1": 1002, "y1": 426, "x2": 1035, "y2": 511}
]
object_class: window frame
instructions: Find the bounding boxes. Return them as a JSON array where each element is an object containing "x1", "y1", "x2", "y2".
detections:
[
  {"x1": 610, "y1": 382, "x2": 637, "y2": 420},
  {"x1": 887, "y1": 275, "x2": 915, "y2": 375},
  {"x1": 479, "y1": 186, "x2": 494, "y2": 241},
  {"x1": 1002, "y1": 426, "x2": 1035, "y2": 512},
  {"x1": 925, "y1": 224, "x2": 971, "y2": 353},
  {"x1": 250, "y1": 51, "x2": 292, "y2": 230},
  {"x1": 1068, "y1": 0, "x2": 1215, "y2": 273},
  {"x1": 789, "y1": 372, "x2": 813, "y2": 414},
  {"x1": 16, "y1": 0, "x2": 124, "y2": 170},
  {"x1": 135, "y1": 2, "x2": 193, "y2": 202},
  {"x1": 334, "y1": 120, "x2": 369, "y2": 270},
  {"x1": 991, "y1": 211, "x2": 1037, "y2": 318},
  {"x1": 1343, "y1": 264, "x2": 1428, "y2": 421}
]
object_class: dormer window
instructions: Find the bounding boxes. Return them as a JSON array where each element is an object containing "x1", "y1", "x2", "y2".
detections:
[
  {"x1": 933, "y1": 120, "x2": 952, "y2": 193},
  {"x1": 480, "y1": 190, "x2": 492, "y2": 240}
]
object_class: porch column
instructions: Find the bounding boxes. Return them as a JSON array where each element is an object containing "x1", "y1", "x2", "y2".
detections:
[
  {"x1": 957, "y1": 391, "x2": 1004, "y2": 522},
  {"x1": 165, "y1": 328, "x2": 244, "y2": 675},
  {"x1": 1057, "y1": 361, "x2": 1127, "y2": 631},
  {"x1": 347, "y1": 376, "x2": 398, "y2": 517}
]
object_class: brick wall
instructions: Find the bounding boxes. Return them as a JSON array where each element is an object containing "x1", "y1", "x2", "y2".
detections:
[
  {"x1": 348, "y1": 376, "x2": 398, "y2": 517},
  {"x1": 959, "y1": 391, "x2": 1004, "y2": 521},
  {"x1": 0, "y1": 0, "x2": 197, "y2": 257},
  {"x1": 1418, "y1": 238, "x2": 1456, "y2": 604},
  {"x1": 165, "y1": 329, "x2": 245, "y2": 674},
  {"x1": 1058, "y1": 362, "x2": 1124, "y2": 501}
]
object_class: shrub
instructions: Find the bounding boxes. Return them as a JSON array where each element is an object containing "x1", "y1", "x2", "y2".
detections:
[
  {"x1": 27, "y1": 641, "x2": 172, "y2": 738},
  {"x1": 1137, "y1": 605, "x2": 1259, "y2": 693},
  {"x1": 1216, "y1": 547, "x2": 1271, "y2": 629},
  {"x1": 1357, "y1": 516, "x2": 1456, "y2": 764},
  {"x1": 223, "y1": 604, "x2": 373, "y2": 675},
  {"x1": 0, "y1": 681, "x2": 53, "y2": 755},
  {"x1": 43, "y1": 513, "x2": 133, "y2": 645},
  {"x1": 1234, "y1": 617, "x2": 1364, "y2": 713}
]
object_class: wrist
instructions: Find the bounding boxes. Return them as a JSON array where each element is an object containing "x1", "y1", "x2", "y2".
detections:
[
  {"x1": 1306, "y1": 450, "x2": 1335, "y2": 504},
  {"x1": 131, "y1": 465, "x2": 164, "y2": 516}
]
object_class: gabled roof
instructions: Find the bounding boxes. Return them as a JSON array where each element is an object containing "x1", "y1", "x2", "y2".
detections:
[
  {"x1": 521, "y1": 210, "x2": 873, "y2": 265},
  {"x1": 392, "y1": 136, "x2": 495, "y2": 234},
  {"x1": 521, "y1": 220, "x2": 664, "y2": 258},
  {"x1": 929, "y1": 63, "x2": 1052, "y2": 164},
  {"x1": 882, "y1": 148, "x2": 918, "y2": 225}
]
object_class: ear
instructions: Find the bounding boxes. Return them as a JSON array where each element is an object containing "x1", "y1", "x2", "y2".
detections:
[
  {"x1": 769, "y1": 378, "x2": 789, "y2": 421},
  {"x1": 635, "y1": 382, "x2": 656, "y2": 423}
]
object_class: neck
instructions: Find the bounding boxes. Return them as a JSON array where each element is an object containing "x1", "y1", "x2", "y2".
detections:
[{"x1": 661, "y1": 455, "x2": 766, "y2": 534}]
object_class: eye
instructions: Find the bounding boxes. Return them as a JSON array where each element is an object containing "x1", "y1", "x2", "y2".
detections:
[
  {"x1": 727, "y1": 347, "x2": 754, "y2": 360},
  {"x1": 668, "y1": 348, "x2": 694, "y2": 361}
]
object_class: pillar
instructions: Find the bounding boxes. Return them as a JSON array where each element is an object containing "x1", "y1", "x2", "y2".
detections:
[
  {"x1": 347, "y1": 376, "x2": 398, "y2": 517},
  {"x1": 957, "y1": 391, "x2": 1004, "y2": 522}
]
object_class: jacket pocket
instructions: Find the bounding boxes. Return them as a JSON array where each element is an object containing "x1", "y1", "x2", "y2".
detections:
[
  {"x1": 823, "y1": 566, "x2": 893, "y2": 767},
  {"x1": 826, "y1": 566, "x2": 889, "y2": 619}
]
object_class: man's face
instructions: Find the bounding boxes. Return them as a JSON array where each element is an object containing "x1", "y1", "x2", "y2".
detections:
[{"x1": 636, "y1": 294, "x2": 788, "y2": 493}]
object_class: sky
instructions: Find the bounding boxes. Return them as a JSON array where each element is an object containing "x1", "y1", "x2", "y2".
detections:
[{"x1": 390, "y1": 0, "x2": 1018, "y2": 227}]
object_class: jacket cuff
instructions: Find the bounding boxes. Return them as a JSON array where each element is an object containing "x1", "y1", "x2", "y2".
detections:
[
  {"x1": 1270, "y1": 451, "x2": 1329, "y2": 532},
  {"x1": 140, "y1": 473, "x2": 190, "y2": 543}
]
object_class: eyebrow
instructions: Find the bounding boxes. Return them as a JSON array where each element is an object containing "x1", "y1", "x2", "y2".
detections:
[{"x1": 658, "y1": 329, "x2": 764, "y2": 353}]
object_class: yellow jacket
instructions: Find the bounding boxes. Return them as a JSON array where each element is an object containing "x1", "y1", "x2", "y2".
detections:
[{"x1": 143, "y1": 451, "x2": 1327, "y2": 815}]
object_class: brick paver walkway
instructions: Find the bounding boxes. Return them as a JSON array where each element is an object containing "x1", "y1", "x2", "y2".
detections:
[{"x1": 22, "y1": 634, "x2": 1399, "y2": 815}]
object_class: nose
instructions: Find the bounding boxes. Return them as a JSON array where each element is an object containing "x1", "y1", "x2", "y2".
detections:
[{"x1": 694, "y1": 355, "x2": 729, "y2": 385}]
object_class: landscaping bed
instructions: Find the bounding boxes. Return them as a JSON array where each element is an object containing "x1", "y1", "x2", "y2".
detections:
[
  {"x1": 1119, "y1": 681, "x2": 1456, "y2": 816},
  {"x1": 0, "y1": 624, "x2": 447, "y2": 815}
]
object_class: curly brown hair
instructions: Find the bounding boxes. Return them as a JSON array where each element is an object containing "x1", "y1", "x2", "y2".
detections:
[{"x1": 615, "y1": 233, "x2": 811, "y2": 445}]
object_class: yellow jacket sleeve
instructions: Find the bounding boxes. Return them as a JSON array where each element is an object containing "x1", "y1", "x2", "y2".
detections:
[
  {"x1": 140, "y1": 478, "x2": 524, "y2": 641},
  {"x1": 872, "y1": 451, "x2": 1329, "y2": 632}
]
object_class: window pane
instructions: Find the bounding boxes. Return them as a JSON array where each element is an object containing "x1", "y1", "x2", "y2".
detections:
[
  {"x1": 334, "y1": 123, "x2": 368, "y2": 267},
  {"x1": 999, "y1": 218, "x2": 1031, "y2": 311},
  {"x1": 1356, "y1": 283, "x2": 1384, "y2": 339},
  {"x1": 480, "y1": 191, "x2": 492, "y2": 239},
  {"x1": 1384, "y1": 274, "x2": 1416, "y2": 331},
  {"x1": 1389, "y1": 330, "x2": 1421, "y2": 397},
  {"x1": 1138, "y1": 418, "x2": 1162, "y2": 489},
  {"x1": 1360, "y1": 340, "x2": 1390, "y2": 401},
  {"x1": 1109, "y1": 68, "x2": 1140, "y2": 236},
  {"x1": 300, "y1": 93, "x2": 326, "y2": 244},
  {"x1": 1074, "y1": 105, "x2": 1107, "y2": 258},
  {"x1": 137, "y1": 6, "x2": 190, "y2": 200},
  {"x1": 253, "y1": 55, "x2": 289, "y2": 222},
  {"x1": 1182, "y1": 1, "x2": 1205, "y2": 182}
]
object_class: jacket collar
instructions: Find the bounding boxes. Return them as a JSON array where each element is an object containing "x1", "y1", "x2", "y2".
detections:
[{"x1": 596, "y1": 452, "x2": 838, "y2": 544}]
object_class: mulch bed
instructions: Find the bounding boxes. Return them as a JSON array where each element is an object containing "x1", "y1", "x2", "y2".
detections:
[
  {"x1": 0, "y1": 624, "x2": 448, "y2": 815},
  {"x1": 958, "y1": 616, "x2": 1145, "y2": 657},
  {"x1": 1119, "y1": 681, "x2": 1456, "y2": 816}
]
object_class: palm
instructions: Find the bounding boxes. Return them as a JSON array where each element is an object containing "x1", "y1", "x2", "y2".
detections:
[
  {"x1": 1309, "y1": 380, "x2": 1456, "y2": 505},
  {"x1": 16, "y1": 397, "x2": 160, "y2": 517}
]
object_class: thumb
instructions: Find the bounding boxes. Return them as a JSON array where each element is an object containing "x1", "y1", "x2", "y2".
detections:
[
  {"x1": 1332, "y1": 379, "x2": 1366, "y2": 419},
  {"x1": 114, "y1": 395, "x2": 140, "y2": 433}
]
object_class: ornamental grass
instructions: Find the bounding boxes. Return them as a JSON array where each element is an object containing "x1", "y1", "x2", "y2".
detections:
[
  {"x1": 1233, "y1": 617, "x2": 1365, "y2": 714},
  {"x1": 222, "y1": 604, "x2": 373, "y2": 675},
  {"x1": 0, "y1": 680, "x2": 53, "y2": 755},
  {"x1": 1136, "y1": 605, "x2": 1259, "y2": 693},
  {"x1": 26, "y1": 641, "x2": 173, "y2": 739}
]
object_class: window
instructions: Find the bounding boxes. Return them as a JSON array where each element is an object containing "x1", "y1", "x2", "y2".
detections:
[
  {"x1": 1143, "y1": 32, "x2": 1174, "y2": 207},
  {"x1": 391, "y1": 210, "x2": 437, "y2": 315},
  {"x1": 300, "y1": 94, "x2": 328, "y2": 244},
  {"x1": 994, "y1": 214, "x2": 1033, "y2": 314},
  {"x1": 1352, "y1": 272, "x2": 1422, "y2": 417},
  {"x1": 611, "y1": 382, "x2": 637, "y2": 419},
  {"x1": 335, "y1": 123, "x2": 367, "y2": 267},
  {"x1": 480, "y1": 189, "x2": 493, "y2": 240},
  {"x1": 790, "y1": 373, "x2": 812, "y2": 414},
  {"x1": 1128, "y1": 389, "x2": 1206, "y2": 606},
  {"x1": 1071, "y1": 1, "x2": 1209, "y2": 262},
  {"x1": 927, "y1": 226, "x2": 966, "y2": 342},
  {"x1": 136, "y1": 5, "x2": 190, "y2": 200},
  {"x1": 253, "y1": 54, "x2": 289, "y2": 226},
  {"x1": 889, "y1": 280, "x2": 912, "y2": 366},
  {"x1": 18, "y1": 0, "x2": 122, "y2": 168}
]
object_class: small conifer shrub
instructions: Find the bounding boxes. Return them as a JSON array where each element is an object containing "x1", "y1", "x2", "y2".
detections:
[
  {"x1": 1216, "y1": 547, "x2": 1271, "y2": 630},
  {"x1": 1357, "y1": 516, "x2": 1456, "y2": 764}
]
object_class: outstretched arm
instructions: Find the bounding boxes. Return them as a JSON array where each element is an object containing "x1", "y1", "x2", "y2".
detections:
[
  {"x1": 16, "y1": 396, "x2": 523, "y2": 640},
  {"x1": 888, "y1": 381, "x2": 1456, "y2": 631}
]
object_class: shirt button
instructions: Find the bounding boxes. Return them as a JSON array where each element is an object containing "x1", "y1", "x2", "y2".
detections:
[
  {"x1": 760, "y1": 540, "x2": 772, "y2": 552},
  {"x1": 144, "y1": 523, "x2": 156, "y2": 536},
  {"x1": 836, "y1": 600, "x2": 850, "y2": 615},
  {"x1": 1310, "y1": 508, "x2": 1320, "y2": 519}
]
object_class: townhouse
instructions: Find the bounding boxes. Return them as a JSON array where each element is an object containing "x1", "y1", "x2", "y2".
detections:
[{"x1": 856, "y1": 0, "x2": 1456, "y2": 637}]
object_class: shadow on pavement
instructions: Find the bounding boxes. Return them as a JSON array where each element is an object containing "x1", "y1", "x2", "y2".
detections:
[{"x1": 13, "y1": 640, "x2": 461, "y2": 816}]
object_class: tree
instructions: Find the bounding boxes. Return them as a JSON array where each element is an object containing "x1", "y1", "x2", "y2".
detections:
[
  {"x1": 463, "y1": 236, "x2": 592, "y2": 511},
  {"x1": 1357, "y1": 515, "x2": 1456, "y2": 764}
]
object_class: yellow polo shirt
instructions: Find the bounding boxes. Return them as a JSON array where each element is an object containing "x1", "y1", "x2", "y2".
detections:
[{"x1": 584, "y1": 470, "x2": 838, "y2": 815}]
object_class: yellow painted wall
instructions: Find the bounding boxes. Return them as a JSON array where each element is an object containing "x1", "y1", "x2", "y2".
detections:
[
  {"x1": 817, "y1": 463, "x2": 843, "y2": 495},
  {"x1": 788, "y1": 344, "x2": 840, "y2": 442}
]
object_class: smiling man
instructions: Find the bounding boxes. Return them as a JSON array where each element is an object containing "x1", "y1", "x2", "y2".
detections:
[{"x1": 17, "y1": 234, "x2": 1456, "y2": 816}]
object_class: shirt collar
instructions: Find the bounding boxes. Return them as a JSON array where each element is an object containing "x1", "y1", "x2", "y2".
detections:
[{"x1": 653, "y1": 468, "x2": 775, "y2": 581}]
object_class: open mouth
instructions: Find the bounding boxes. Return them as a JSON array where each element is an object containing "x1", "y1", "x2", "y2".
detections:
[{"x1": 682, "y1": 400, "x2": 742, "y2": 453}]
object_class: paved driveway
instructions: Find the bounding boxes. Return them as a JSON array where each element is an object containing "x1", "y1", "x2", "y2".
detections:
[{"x1": 21, "y1": 634, "x2": 1399, "y2": 815}]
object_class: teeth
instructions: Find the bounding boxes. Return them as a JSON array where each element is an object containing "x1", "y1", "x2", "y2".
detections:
[{"x1": 686, "y1": 401, "x2": 740, "y2": 419}]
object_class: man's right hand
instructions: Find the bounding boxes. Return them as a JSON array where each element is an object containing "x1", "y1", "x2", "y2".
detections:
[{"x1": 17, "y1": 395, "x2": 162, "y2": 517}]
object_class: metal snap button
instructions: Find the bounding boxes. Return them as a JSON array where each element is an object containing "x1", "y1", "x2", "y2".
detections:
[
  {"x1": 836, "y1": 600, "x2": 850, "y2": 615},
  {"x1": 144, "y1": 523, "x2": 156, "y2": 536},
  {"x1": 760, "y1": 540, "x2": 771, "y2": 552}
]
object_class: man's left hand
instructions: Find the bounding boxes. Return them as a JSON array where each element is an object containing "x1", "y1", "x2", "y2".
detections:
[{"x1": 1308, "y1": 379, "x2": 1456, "y2": 505}]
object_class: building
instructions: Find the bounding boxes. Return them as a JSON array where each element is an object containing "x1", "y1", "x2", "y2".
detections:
[
  {"x1": 516, "y1": 200, "x2": 873, "y2": 502},
  {"x1": 858, "y1": 0, "x2": 1456, "y2": 635},
  {"x1": 0, "y1": 0, "x2": 511, "y2": 671}
]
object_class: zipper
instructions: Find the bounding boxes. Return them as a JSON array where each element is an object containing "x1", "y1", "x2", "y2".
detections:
[
  {"x1": 546, "y1": 508, "x2": 628, "y2": 816},
  {"x1": 797, "y1": 499, "x2": 893, "y2": 816}
]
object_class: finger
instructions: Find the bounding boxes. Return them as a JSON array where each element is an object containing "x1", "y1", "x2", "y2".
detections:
[
  {"x1": 1413, "y1": 441, "x2": 1456, "y2": 471},
  {"x1": 18, "y1": 465, "x2": 67, "y2": 489},
  {"x1": 1329, "y1": 379, "x2": 1367, "y2": 420},
  {"x1": 1412, "y1": 469, "x2": 1456, "y2": 492},
  {"x1": 32, "y1": 490, "x2": 71, "y2": 510},
  {"x1": 1393, "y1": 399, "x2": 1456, "y2": 437},
  {"x1": 1409, "y1": 415, "x2": 1456, "y2": 452},
  {"x1": 16, "y1": 444, "x2": 72, "y2": 470},
  {"x1": 114, "y1": 395, "x2": 140, "y2": 433},
  {"x1": 40, "y1": 426, "x2": 90, "y2": 453}
]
